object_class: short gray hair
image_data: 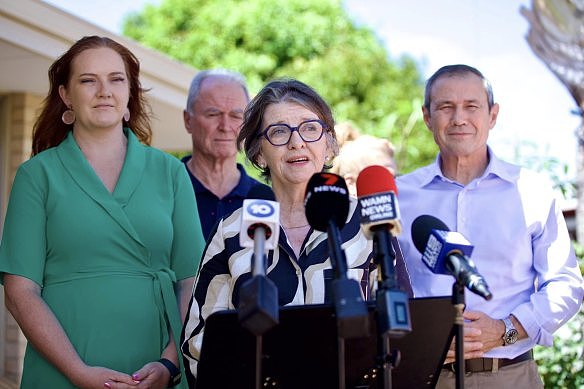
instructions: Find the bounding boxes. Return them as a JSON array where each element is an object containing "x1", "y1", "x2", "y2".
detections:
[
  {"x1": 185, "y1": 69, "x2": 249, "y2": 112},
  {"x1": 424, "y1": 64, "x2": 494, "y2": 112},
  {"x1": 238, "y1": 78, "x2": 339, "y2": 181}
]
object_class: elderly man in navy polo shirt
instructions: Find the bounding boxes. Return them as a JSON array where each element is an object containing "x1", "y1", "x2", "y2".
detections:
[{"x1": 182, "y1": 69, "x2": 269, "y2": 240}]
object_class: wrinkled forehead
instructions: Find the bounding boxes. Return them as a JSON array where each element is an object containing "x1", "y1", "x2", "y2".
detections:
[
  {"x1": 195, "y1": 78, "x2": 248, "y2": 110},
  {"x1": 262, "y1": 101, "x2": 320, "y2": 126},
  {"x1": 430, "y1": 73, "x2": 489, "y2": 105}
]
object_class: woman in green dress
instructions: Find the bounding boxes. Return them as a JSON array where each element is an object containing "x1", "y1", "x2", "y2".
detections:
[{"x1": 0, "y1": 36, "x2": 205, "y2": 389}]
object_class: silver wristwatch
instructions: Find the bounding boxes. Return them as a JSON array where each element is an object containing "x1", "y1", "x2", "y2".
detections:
[{"x1": 502, "y1": 316, "x2": 518, "y2": 346}]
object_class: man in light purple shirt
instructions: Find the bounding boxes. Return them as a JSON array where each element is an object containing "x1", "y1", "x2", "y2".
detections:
[{"x1": 396, "y1": 64, "x2": 583, "y2": 388}]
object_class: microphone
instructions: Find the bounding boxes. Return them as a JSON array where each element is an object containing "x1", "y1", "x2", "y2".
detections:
[
  {"x1": 356, "y1": 165, "x2": 411, "y2": 336},
  {"x1": 238, "y1": 185, "x2": 280, "y2": 335},
  {"x1": 305, "y1": 172, "x2": 369, "y2": 339},
  {"x1": 239, "y1": 185, "x2": 280, "y2": 252},
  {"x1": 356, "y1": 165, "x2": 402, "y2": 238},
  {"x1": 411, "y1": 215, "x2": 493, "y2": 301}
]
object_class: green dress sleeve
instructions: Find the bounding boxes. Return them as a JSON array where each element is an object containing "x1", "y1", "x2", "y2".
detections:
[{"x1": 0, "y1": 163, "x2": 47, "y2": 286}]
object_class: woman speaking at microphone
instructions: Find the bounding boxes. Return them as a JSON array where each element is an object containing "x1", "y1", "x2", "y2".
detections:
[{"x1": 181, "y1": 78, "x2": 380, "y2": 381}]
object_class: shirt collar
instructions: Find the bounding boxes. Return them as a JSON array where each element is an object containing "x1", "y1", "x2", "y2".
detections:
[
  {"x1": 415, "y1": 146, "x2": 518, "y2": 188},
  {"x1": 182, "y1": 156, "x2": 256, "y2": 197}
]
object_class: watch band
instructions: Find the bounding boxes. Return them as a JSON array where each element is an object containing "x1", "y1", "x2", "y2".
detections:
[{"x1": 158, "y1": 358, "x2": 181, "y2": 387}]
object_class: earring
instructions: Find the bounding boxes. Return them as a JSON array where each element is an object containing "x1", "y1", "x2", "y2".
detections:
[
  {"x1": 123, "y1": 108, "x2": 130, "y2": 122},
  {"x1": 324, "y1": 155, "x2": 333, "y2": 170},
  {"x1": 258, "y1": 161, "x2": 266, "y2": 169},
  {"x1": 62, "y1": 107, "x2": 75, "y2": 125}
]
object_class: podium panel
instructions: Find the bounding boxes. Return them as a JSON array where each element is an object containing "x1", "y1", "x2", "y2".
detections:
[{"x1": 196, "y1": 296, "x2": 454, "y2": 389}]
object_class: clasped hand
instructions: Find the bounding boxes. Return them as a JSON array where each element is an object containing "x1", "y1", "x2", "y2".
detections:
[
  {"x1": 72, "y1": 361, "x2": 170, "y2": 389},
  {"x1": 443, "y1": 310, "x2": 504, "y2": 364}
]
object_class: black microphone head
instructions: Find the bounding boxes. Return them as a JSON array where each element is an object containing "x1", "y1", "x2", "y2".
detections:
[
  {"x1": 411, "y1": 215, "x2": 450, "y2": 254},
  {"x1": 247, "y1": 184, "x2": 276, "y2": 201},
  {"x1": 304, "y1": 172, "x2": 350, "y2": 232}
]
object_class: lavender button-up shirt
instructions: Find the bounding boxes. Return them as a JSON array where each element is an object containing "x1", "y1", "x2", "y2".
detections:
[{"x1": 396, "y1": 147, "x2": 583, "y2": 359}]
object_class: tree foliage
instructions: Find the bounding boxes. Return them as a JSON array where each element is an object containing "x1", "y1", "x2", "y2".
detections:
[
  {"x1": 122, "y1": 0, "x2": 437, "y2": 173},
  {"x1": 534, "y1": 250, "x2": 583, "y2": 389}
]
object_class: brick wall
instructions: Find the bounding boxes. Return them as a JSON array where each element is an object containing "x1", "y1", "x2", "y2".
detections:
[{"x1": 1, "y1": 92, "x2": 42, "y2": 387}]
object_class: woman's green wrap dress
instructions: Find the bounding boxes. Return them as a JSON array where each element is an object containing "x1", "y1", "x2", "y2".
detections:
[{"x1": 0, "y1": 129, "x2": 205, "y2": 388}]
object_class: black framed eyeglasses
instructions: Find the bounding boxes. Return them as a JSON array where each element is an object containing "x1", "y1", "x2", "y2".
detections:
[{"x1": 258, "y1": 119, "x2": 327, "y2": 146}]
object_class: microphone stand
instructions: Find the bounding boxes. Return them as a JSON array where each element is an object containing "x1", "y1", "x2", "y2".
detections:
[
  {"x1": 238, "y1": 227, "x2": 279, "y2": 389},
  {"x1": 375, "y1": 280, "x2": 398, "y2": 389},
  {"x1": 372, "y1": 230, "x2": 411, "y2": 389},
  {"x1": 451, "y1": 281, "x2": 466, "y2": 389},
  {"x1": 449, "y1": 262, "x2": 492, "y2": 389},
  {"x1": 326, "y1": 219, "x2": 370, "y2": 389},
  {"x1": 252, "y1": 228, "x2": 266, "y2": 389}
]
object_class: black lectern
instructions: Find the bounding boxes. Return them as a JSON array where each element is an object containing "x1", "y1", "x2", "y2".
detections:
[{"x1": 195, "y1": 297, "x2": 454, "y2": 389}]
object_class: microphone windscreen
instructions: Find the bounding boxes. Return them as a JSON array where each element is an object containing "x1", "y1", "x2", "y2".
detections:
[
  {"x1": 356, "y1": 165, "x2": 398, "y2": 197},
  {"x1": 411, "y1": 214, "x2": 449, "y2": 254},
  {"x1": 356, "y1": 165, "x2": 401, "y2": 236},
  {"x1": 247, "y1": 184, "x2": 276, "y2": 201},
  {"x1": 304, "y1": 172, "x2": 350, "y2": 232}
]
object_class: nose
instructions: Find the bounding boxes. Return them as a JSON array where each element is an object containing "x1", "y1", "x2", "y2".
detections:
[
  {"x1": 287, "y1": 129, "x2": 305, "y2": 149},
  {"x1": 451, "y1": 106, "x2": 467, "y2": 126},
  {"x1": 217, "y1": 114, "x2": 228, "y2": 130},
  {"x1": 97, "y1": 80, "x2": 112, "y2": 98}
]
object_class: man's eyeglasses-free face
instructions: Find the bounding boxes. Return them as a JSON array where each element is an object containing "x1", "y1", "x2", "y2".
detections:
[{"x1": 258, "y1": 119, "x2": 327, "y2": 146}]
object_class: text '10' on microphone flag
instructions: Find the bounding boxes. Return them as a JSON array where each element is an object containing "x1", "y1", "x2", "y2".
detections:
[
  {"x1": 239, "y1": 185, "x2": 280, "y2": 250},
  {"x1": 356, "y1": 165, "x2": 402, "y2": 237},
  {"x1": 238, "y1": 184, "x2": 280, "y2": 335}
]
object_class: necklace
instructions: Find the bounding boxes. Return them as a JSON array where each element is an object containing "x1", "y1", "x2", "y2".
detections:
[{"x1": 283, "y1": 224, "x2": 310, "y2": 229}]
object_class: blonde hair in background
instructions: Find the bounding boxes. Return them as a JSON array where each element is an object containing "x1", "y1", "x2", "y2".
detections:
[
  {"x1": 331, "y1": 134, "x2": 397, "y2": 197},
  {"x1": 334, "y1": 121, "x2": 361, "y2": 148}
]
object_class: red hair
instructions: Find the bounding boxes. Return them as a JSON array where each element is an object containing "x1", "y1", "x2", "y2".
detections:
[{"x1": 32, "y1": 36, "x2": 152, "y2": 155}]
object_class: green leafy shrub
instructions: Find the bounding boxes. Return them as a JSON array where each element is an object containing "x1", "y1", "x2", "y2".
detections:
[{"x1": 535, "y1": 247, "x2": 584, "y2": 388}]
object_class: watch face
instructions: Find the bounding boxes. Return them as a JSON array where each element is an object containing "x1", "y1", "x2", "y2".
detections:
[{"x1": 505, "y1": 329, "x2": 519, "y2": 344}]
